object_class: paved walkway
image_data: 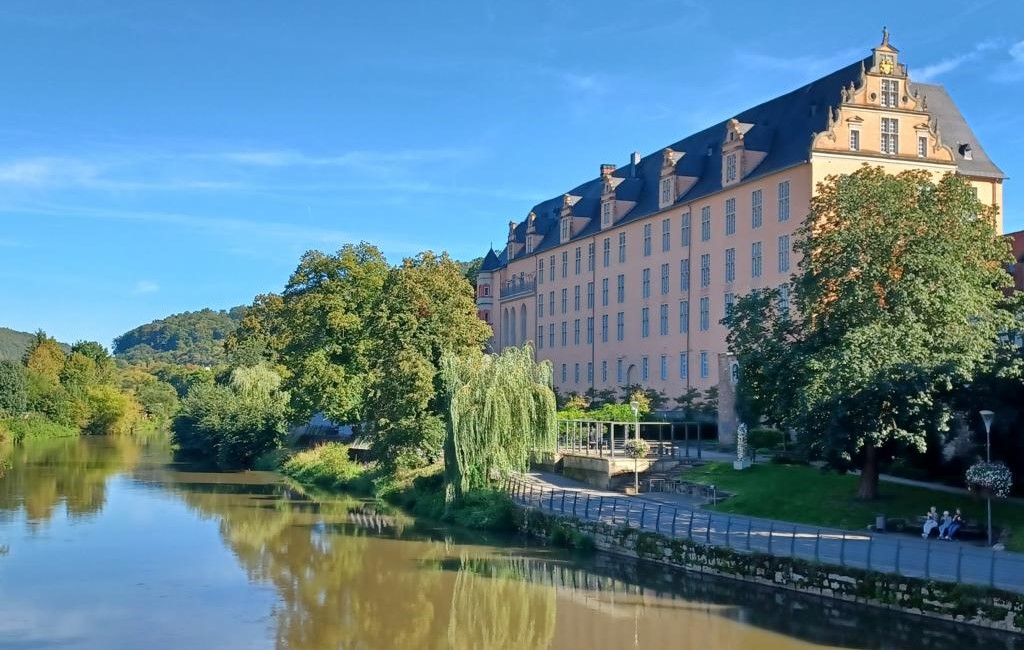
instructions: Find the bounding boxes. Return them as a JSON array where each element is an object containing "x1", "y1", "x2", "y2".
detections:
[{"x1": 512, "y1": 471, "x2": 1024, "y2": 594}]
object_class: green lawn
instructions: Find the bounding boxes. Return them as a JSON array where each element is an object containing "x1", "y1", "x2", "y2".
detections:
[{"x1": 684, "y1": 462, "x2": 1024, "y2": 552}]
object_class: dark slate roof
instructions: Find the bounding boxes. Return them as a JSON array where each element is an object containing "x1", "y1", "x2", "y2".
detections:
[
  {"x1": 480, "y1": 248, "x2": 501, "y2": 272},
  {"x1": 490, "y1": 57, "x2": 1004, "y2": 269},
  {"x1": 912, "y1": 82, "x2": 1005, "y2": 180}
]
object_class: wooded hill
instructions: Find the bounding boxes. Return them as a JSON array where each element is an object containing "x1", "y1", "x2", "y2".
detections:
[
  {"x1": 113, "y1": 307, "x2": 246, "y2": 366},
  {"x1": 0, "y1": 327, "x2": 69, "y2": 361}
]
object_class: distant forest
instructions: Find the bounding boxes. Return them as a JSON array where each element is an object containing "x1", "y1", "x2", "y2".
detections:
[
  {"x1": 112, "y1": 307, "x2": 246, "y2": 366},
  {"x1": 0, "y1": 327, "x2": 69, "y2": 361}
]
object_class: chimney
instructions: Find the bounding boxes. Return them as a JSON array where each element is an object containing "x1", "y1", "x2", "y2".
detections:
[
  {"x1": 600, "y1": 163, "x2": 616, "y2": 177},
  {"x1": 629, "y1": 151, "x2": 641, "y2": 177}
]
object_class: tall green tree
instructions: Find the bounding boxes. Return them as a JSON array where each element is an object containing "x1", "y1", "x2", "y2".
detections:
[
  {"x1": 725, "y1": 168, "x2": 1014, "y2": 499},
  {"x1": 363, "y1": 252, "x2": 491, "y2": 471},
  {"x1": 0, "y1": 360, "x2": 27, "y2": 415}
]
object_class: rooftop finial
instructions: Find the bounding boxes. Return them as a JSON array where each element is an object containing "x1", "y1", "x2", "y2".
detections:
[{"x1": 882, "y1": 26, "x2": 890, "y2": 47}]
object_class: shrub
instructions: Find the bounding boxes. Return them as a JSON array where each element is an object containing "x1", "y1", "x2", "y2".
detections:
[
  {"x1": 748, "y1": 427, "x2": 784, "y2": 451},
  {"x1": 0, "y1": 414, "x2": 78, "y2": 442},
  {"x1": 282, "y1": 443, "x2": 365, "y2": 489}
]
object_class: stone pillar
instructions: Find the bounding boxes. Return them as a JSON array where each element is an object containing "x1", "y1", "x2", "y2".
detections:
[{"x1": 716, "y1": 353, "x2": 739, "y2": 445}]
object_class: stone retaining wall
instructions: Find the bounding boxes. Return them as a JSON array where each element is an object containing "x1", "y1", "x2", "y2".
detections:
[{"x1": 519, "y1": 508, "x2": 1024, "y2": 632}]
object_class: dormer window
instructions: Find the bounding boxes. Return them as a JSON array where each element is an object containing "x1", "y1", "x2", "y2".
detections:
[
  {"x1": 601, "y1": 200, "x2": 614, "y2": 228},
  {"x1": 659, "y1": 177, "x2": 674, "y2": 208},
  {"x1": 726, "y1": 153, "x2": 737, "y2": 183},
  {"x1": 881, "y1": 79, "x2": 899, "y2": 108},
  {"x1": 560, "y1": 218, "x2": 571, "y2": 243}
]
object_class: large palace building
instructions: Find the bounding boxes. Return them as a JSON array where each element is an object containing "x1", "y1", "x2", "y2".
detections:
[{"x1": 475, "y1": 31, "x2": 1005, "y2": 438}]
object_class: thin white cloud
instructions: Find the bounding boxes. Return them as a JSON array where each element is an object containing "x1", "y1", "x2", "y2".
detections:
[
  {"x1": 991, "y1": 40, "x2": 1024, "y2": 82},
  {"x1": 132, "y1": 280, "x2": 160, "y2": 295},
  {"x1": 915, "y1": 40, "x2": 1000, "y2": 82}
]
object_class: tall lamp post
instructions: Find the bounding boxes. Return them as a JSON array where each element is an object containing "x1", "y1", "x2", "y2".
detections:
[{"x1": 980, "y1": 410, "x2": 995, "y2": 547}]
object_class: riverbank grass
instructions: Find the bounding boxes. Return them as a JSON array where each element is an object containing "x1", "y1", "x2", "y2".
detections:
[
  {"x1": 685, "y1": 462, "x2": 1024, "y2": 552},
  {"x1": 0, "y1": 415, "x2": 79, "y2": 443}
]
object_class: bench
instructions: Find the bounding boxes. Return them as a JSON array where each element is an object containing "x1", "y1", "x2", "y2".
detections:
[{"x1": 874, "y1": 515, "x2": 992, "y2": 542}]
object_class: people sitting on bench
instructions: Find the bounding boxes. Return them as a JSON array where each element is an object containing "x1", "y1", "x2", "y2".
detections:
[
  {"x1": 937, "y1": 510, "x2": 953, "y2": 539},
  {"x1": 942, "y1": 509, "x2": 963, "y2": 541},
  {"x1": 922, "y1": 506, "x2": 939, "y2": 538}
]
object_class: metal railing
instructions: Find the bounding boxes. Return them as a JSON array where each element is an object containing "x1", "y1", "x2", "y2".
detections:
[
  {"x1": 499, "y1": 278, "x2": 537, "y2": 299},
  {"x1": 556, "y1": 419, "x2": 706, "y2": 459},
  {"x1": 504, "y1": 475, "x2": 1024, "y2": 594}
]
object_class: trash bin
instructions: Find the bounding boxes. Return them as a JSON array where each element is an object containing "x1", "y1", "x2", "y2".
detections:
[{"x1": 875, "y1": 514, "x2": 886, "y2": 532}]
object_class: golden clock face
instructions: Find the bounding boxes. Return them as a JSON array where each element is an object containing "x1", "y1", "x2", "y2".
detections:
[{"x1": 879, "y1": 57, "x2": 894, "y2": 74}]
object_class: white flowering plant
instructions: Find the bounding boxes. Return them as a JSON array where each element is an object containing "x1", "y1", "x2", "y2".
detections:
[
  {"x1": 623, "y1": 438, "x2": 650, "y2": 459},
  {"x1": 966, "y1": 461, "x2": 1013, "y2": 498}
]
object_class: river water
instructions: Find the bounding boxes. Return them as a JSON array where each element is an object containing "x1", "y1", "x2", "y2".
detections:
[{"x1": 0, "y1": 436, "x2": 1019, "y2": 650}]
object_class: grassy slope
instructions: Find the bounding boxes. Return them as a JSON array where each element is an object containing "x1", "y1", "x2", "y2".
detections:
[{"x1": 686, "y1": 462, "x2": 1024, "y2": 551}]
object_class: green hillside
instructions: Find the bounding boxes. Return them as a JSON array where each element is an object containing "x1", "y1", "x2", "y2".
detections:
[
  {"x1": 0, "y1": 327, "x2": 38, "y2": 361},
  {"x1": 113, "y1": 307, "x2": 246, "y2": 366}
]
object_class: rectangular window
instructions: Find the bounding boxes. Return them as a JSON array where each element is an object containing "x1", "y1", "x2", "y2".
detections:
[
  {"x1": 679, "y1": 300, "x2": 689, "y2": 333},
  {"x1": 587, "y1": 362, "x2": 593, "y2": 383},
  {"x1": 751, "y1": 241, "x2": 763, "y2": 278},
  {"x1": 574, "y1": 363, "x2": 580, "y2": 384},
  {"x1": 679, "y1": 352, "x2": 688, "y2": 379},
  {"x1": 601, "y1": 314, "x2": 608, "y2": 343},
  {"x1": 778, "y1": 284, "x2": 790, "y2": 311},
  {"x1": 616, "y1": 312, "x2": 624, "y2": 341},
  {"x1": 587, "y1": 281, "x2": 594, "y2": 309},
  {"x1": 724, "y1": 292, "x2": 735, "y2": 318},
  {"x1": 917, "y1": 135, "x2": 927, "y2": 158},
  {"x1": 700, "y1": 254, "x2": 711, "y2": 288},
  {"x1": 616, "y1": 274, "x2": 625, "y2": 303},
  {"x1": 660, "y1": 355, "x2": 668, "y2": 381},
  {"x1": 680, "y1": 258, "x2": 690, "y2": 291},
  {"x1": 849, "y1": 128, "x2": 860, "y2": 152},
  {"x1": 561, "y1": 251, "x2": 568, "y2": 278},
  {"x1": 725, "y1": 248, "x2": 735, "y2": 283},
  {"x1": 602, "y1": 238, "x2": 611, "y2": 267},
  {"x1": 643, "y1": 223, "x2": 652, "y2": 257},
  {"x1": 700, "y1": 351, "x2": 709, "y2": 379},
  {"x1": 601, "y1": 278, "x2": 609, "y2": 306},
  {"x1": 548, "y1": 324, "x2": 554, "y2": 348},
  {"x1": 641, "y1": 307, "x2": 650, "y2": 338},
  {"x1": 661, "y1": 218, "x2": 671, "y2": 252},
  {"x1": 601, "y1": 360, "x2": 608, "y2": 383},
  {"x1": 681, "y1": 212, "x2": 691, "y2": 247},
  {"x1": 642, "y1": 268, "x2": 651, "y2": 299},
  {"x1": 617, "y1": 359, "x2": 624, "y2": 384},
  {"x1": 561, "y1": 219, "x2": 570, "y2": 242},
  {"x1": 538, "y1": 258, "x2": 544, "y2": 285},
  {"x1": 881, "y1": 117, "x2": 899, "y2": 155},
  {"x1": 601, "y1": 201, "x2": 613, "y2": 227},
  {"x1": 573, "y1": 319, "x2": 580, "y2": 345},
  {"x1": 618, "y1": 232, "x2": 627, "y2": 263},
  {"x1": 726, "y1": 153, "x2": 737, "y2": 182},
  {"x1": 699, "y1": 296, "x2": 710, "y2": 331},
  {"x1": 560, "y1": 321, "x2": 567, "y2": 346},
  {"x1": 725, "y1": 197, "x2": 736, "y2": 236},
  {"x1": 537, "y1": 326, "x2": 543, "y2": 349},
  {"x1": 659, "y1": 303, "x2": 669, "y2": 335},
  {"x1": 881, "y1": 78, "x2": 899, "y2": 108},
  {"x1": 549, "y1": 255, "x2": 555, "y2": 281},
  {"x1": 573, "y1": 285, "x2": 580, "y2": 311},
  {"x1": 561, "y1": 363, "x2": 567, "y2": 383},
  {"x1": 549, "y1": 291, "x2": 554, "y2": 316},
  {"x1": 778, "y1": 181, "x2": 790, "y2": 222},
  {"x1": 660, "y1": 263, "x2": 670, "y2": 295},
  {"x1": 574, "y1": 247, "x2": 581, "y2": 275},
  {"x1": 660, "y1": 177, "x2": 673, "y2": 206},
  {"x1": 586, "y1": 316, "x2": 594, "y2": 344},
  {"x1": 778, "y1": 235, "x2": 790, "y2": 273},
  {"x1": 752, "y1": 189, "x2": 763, "y2": 229},
  {"x1": 561, "y1": 288, "x2": 568, "y2": 313},
  {"x1": 700, "y1": 206, "x2": 711, "y2": 242},
  {"x1": 587, "y1": 243, "x2": 595, "y2": 271},
  {"x1": 538, "y1": 295, "x2": 544, "y2": 318},
  {"x1": 641, "y1": 356, "x2": 649, "y2": 382}
]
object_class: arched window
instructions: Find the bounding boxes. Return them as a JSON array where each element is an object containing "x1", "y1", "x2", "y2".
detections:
[{"x1": 520, "y1": 304, "x2": 527, "y2": 345}]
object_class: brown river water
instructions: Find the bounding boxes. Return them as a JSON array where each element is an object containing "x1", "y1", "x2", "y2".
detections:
[{"x1": 0, "y1": 435, "x2": 1020, "y2": 649}]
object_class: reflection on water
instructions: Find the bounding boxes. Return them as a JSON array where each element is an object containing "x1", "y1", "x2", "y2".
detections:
[{"x1": 0, "y1": 436, "x2": 1021, "y2": 650}]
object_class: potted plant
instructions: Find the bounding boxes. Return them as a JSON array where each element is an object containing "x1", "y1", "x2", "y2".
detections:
[
  {"x1": 966, "y1": 461, "x2": 1013, "y2": 498},
  {"x1": 623, "y1": 438, "x2": 650, "y2": 495}
]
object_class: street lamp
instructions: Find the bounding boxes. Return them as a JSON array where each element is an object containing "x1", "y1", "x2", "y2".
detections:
[
  {"x1": 629, "y1": 400, "x2": 640, "y2": 441},
  {"x1": 980, "y1": 410, "x2": 995, "y2": 546}
]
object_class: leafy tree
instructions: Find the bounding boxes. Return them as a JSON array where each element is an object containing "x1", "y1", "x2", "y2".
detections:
[
  {"x1": 120, "y1": 367, "x2": 180, "y2": 423},
  {"x1": 363, "y1": 252, "x2": 491, "y2": 471},
  {"x1": 84, "y1": 385, "x2": 141, "y2": 435},
  {"x1": 172, "y1": 365, "x2": 290, "y2": 468},
  {"x1": 457, "y1": 256, "x2": 484, "y2": 288},
  {"x1": 725, "y1": 168, "x2": 1014, "y2": 499},
  {"x1": 0, "y1": 360, "x2": 27, "y2": 415}
]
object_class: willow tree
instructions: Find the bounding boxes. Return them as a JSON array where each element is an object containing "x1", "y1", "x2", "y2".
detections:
[{"x1": 441, "y1": 345, "x2": 556, "y2": 500}]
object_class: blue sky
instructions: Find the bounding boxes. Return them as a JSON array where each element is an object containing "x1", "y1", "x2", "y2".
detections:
[{"x1": 1, "y1": 1, "x2": 1022, "y2": 347}]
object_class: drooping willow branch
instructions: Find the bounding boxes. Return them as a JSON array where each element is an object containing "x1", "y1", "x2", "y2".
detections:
[{"x1": 440, "y1": 345, "x2": 556, "y2": 500}]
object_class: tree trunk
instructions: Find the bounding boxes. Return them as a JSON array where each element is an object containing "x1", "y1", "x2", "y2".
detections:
[{"x1": 857, "y1": 444, "x2": 880, "y2": 500}]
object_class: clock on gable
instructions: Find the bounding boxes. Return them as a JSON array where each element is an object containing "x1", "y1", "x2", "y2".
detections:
[{"x1": 879, "y1": 55, "x2": 894, "y2": 75}]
